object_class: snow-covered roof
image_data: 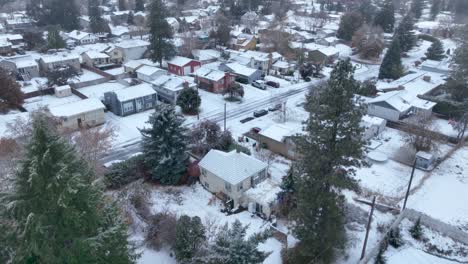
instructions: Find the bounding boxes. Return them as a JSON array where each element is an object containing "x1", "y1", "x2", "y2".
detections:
[
  {"x1": 49, "y1": 98, "x2": 105, "y2": 117},
  {"x1": 68, "y1": 30, "x2": 93, "y2": 40},
  {"x1": 316, "y1": 46, "x2": 339, "y2": 56},
  {"x1": 273, "y1": 60, "x2": 293, "y2": 69},
  {"x1": 199, "y1": 149, "x2": 268, "y2": 185},
  {"x1": 225, "y1": 62, "x2": 258, "y2": 77},
  {"x1": 369, "y1": 90, "x2": 436, "y2": 112},
  {"x1": 182, "y1": 16, "x2": 198, "y2": 23},
  {"x1": 54, "y1": 85, "x2": 71, "y2": 92},
  {"x1": 166, "y1": 17, "x2": 179, "y2": 25},
  {"x1": 415, "y1": 21, "x2": 440, "y2": 30},
  {"x1": 168, "y1": 56, "x2": 193, "y2": 67},
  {"x1": 192, "y1": 49, "x2": 221, "y2": 61},
  {"x1": 259, "y1": 124, "x2": 298, "y2": 142},
  {"x1": 2, "y1": 55, "x2": 37, "y2": 68},
  {"x1": 151, "y1": 75, "x2": 186, "y2": 91},
  {"x1": 361, "y1": 115, "x2": 386, "y2": 127},
  {"x1": 83, "y1": 50, "x2": 110, "y2": 59},
  {"x1": 40, "y1": 53, "x2": 80, "y2": 64},
  {"x1": 194, "y1": 67, "x2": 226, "y2": 81},
  {"x1": 124, "y1": 59, "x2": 158, "y2": 69},
  {"x1": 115, "y1": 39, "x2": 150, "y2": 49},
  {"x1": 136, "y1": 65, "x2": 166, "y2": 76},
  {"x1": 113, "y1": 83, "x2": 156, "y2": 102},
  {"x1": 110, "y1": 25, "x2": 129, "y2": 36}
]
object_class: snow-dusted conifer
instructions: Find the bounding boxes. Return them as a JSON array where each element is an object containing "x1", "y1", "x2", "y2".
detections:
[
  {"x1": 0, "y1": 113, "x2": 137, "y2": 263},
  {"x1": 140, "y1": 103, "x2": 188, "y2": 185}
]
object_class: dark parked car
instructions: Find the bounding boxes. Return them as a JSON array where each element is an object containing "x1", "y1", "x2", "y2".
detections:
[
  {"x1": 240, "y1": 117, "x2": 255, "y2": 123},
  {"x1": 266, "y1": 81, "x2": 280, "y2": 88},
  {"x1": 253, "y1": 109, "x2": 268, "y2": 118}
]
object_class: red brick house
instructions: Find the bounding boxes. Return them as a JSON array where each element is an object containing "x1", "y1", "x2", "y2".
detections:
[
  {"x1": 194, "y1": 67, "x2": 235, "y2": 93},
  {"x1": 167, "y1": 56, "x2": 201, "y2": 76}
]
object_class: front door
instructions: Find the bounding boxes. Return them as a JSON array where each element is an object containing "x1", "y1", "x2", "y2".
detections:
[{"x1": 135, "y1": 99, "x2": 143, "y2": 112}]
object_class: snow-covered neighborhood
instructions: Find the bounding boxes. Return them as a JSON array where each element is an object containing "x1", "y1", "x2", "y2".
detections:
[{"x1": 1, "y1": 0, "x2": 468, "y2": 263}]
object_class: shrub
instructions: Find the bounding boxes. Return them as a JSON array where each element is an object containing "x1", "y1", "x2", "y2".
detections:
[
  {"x1": 104, "y1": 155, "x2": 144, "y2": 189},
  {"x1": 410, "y1": 217, "x2": 424, "y2": 240},
  {"x1": 387, "y1": 227, "x2": 404, "y2": 248},
  {"x1": 145, "y1": 212, "x2": 177, "y2": 250}
]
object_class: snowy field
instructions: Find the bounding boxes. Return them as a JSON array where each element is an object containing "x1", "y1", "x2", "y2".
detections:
[{"x1": 408, "y1": 146, "x2": 468, "y2": 229}]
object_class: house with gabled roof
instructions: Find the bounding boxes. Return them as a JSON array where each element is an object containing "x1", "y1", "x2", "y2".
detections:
[
  {"x1": 199, "y1": 149, "x2": 270, "y2": 215},
  {"x1": 167, "y1": 56, "x2": 202, "y2": 76},
  {"x1": 194, "y1": 67, "x2": 235, "y2": 93},
  {"x1": 104, "y1": 83, "x2": 158, "y2": 116},
  {"x1": 67, "y1": 30, "x2": 98, "y2": 45}
]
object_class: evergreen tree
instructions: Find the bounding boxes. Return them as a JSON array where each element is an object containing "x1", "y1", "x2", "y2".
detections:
[
  {"x1": 148, "y1": 0, "x2": 175, "y2": 67},
  {"x1": 387, "y1": 227, "x2": 404, "y2": 248},
  {"x1": 174, "y1": 215, "x2": 206, "y2": 262},
  {"x1": 410, "y1": 0, "x2": 424, "y2": 19},
  {"x1": 379, "y1": 38, "x2": 404, "y2": 80},
  {"x1": 222, "y1": 82, "x2": 244, "y2": 101},
  {"x1": 410, "y1": 217, "x2": 424, "y2": 240},
  {"x1": 176, "y1": 88, "x2": 201, "y2": 114},
  {"x1": 211, "y1": 14, "x2": 231, "y2": 46},
  {"x1": 140, "y1": 103, "x2": 188, "y2": 185},
  {"x1": 395, "y1": 14, "x2": 417, "y2": 52},
  {"x1": 291, "y1": 59, "x2": 366, "y2": 263},
  {"x1": 89, "y1": 0, "x2": 110, "y2": 34},
  {"x1": 358, "y1": 0, "x2": 377, "y2": 23},
  {"x1": 127, "y1": 11, "x2": 135, "y2": 25},
  {"x1": 47, "y1": 26, "x2": 66, "y2": 50},
  {"x1": 135, "y1": 0, "x2": 145, "y2": 12},
  {"x1": 450, "y1": 24, "x2": 468, "y2": 101},
  {"x1": 0, "y1": 114, "x2": 137, "y2": 264},
  {"x1": 374, "y1": 0, "x2": 395, "y2": 33},
  {"x1": 119, "y1": 0, "x2": 127, "y2": 10},
  {"x1": 337, "y1": 12, "x2": 363, "y2": 41},
  {"x1": 0, "y1": 68, "x2": 23, "y2": 113},
  {"x1": 375, "y1": 243, "x2": 387, "y2": 264},
  {"x1": 430, "y1": 0, "x2": 441, "y2": 20},
  {"x1": 49, "y1": 0, "x2": 80, "y2": 31},
  {"x1": 200, "y1": 220, "x2": 269, "y2": 264},
  {"x1": 425, "y1": 38, "x2": 445, "y2": 60}
]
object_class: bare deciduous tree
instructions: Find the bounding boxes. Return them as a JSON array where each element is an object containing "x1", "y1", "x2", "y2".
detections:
[
  {"x1": 352, "y1": 24, "x2": 385, "y2": 61},
  {"x1": 403, "y1": 113, "x2": 441, "y2": 152}
]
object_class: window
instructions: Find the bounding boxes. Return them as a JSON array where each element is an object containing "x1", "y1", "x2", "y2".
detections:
[
  {"x1": 201, "y1": 168, "x2": 206, "y2": 177},
  {"x1": 122, "y1": 102, "x2": 134, "y2": 113},
  {"x1": 224, "y1": 182, "x2": 231, "y2": 192},
  {"x1": 237, "y1": 183, "x2": 243, "y2": 191},
  {"x1": 204, "y1": 181, "x2": 209, "y2": 188}
]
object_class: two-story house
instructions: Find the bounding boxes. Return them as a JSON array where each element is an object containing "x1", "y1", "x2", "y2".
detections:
[
  {"x1": 114, "y1": 39, "x2": 150, "y2": 62},
  {"x1": 0, "y1": 55, "x2": 39, "y2": 80},
  {"x1": 151, "y1": 74, "x2": 195, "y2": 104},
  {"x1": 67, "y1": 30, "x2": 98, "y2": 45},
  {"x1": 194, "y1": 67, "x2": 235, "y2": 93},
  {"x1": 198, "y1": 149, "x2": 271, "y2": 216},
  {"x1": 167, "y1": 56, "x2": 202, "y2": 76},
  {"x1": 104, "y1": 83, "x2": 158, "y2": 116}
]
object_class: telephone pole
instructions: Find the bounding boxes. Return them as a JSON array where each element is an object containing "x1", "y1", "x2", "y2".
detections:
[
  {"x1": 224, "y1": 103, "x2": 227, "y2": 131},
  {"x1": 360, "y1": 196, "x2": 376, "y2": 260},
  {"x1": 403, "y1": 159, "x2": 417, "y2": 210}
]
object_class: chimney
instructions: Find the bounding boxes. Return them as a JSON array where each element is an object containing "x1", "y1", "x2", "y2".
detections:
[
  {"x1": 423, "y1": 75, "x2": 431, "y2": 82},
  {"x1": 183, "y1": 81, "x2": 189, "y2": 89}
]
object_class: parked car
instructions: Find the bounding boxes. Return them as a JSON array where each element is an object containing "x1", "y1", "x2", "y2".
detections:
[
  {"x1": 266, "y1": 81, "x2": 280, "y2": 88},
  {"x1": 252, "y1": 80, "x2": 267, "y2": 90},
  {"x1": 268, "y1": 104, "x2": 282, "y2": 112},
  {"x1": 240, "y1": 117, "x2": 255, "y2": 123},
  {"x1": 253, "y1": 109, "x2": 268, "y2": 118}
]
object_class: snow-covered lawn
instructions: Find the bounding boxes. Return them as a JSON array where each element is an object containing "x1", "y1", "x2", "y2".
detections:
[
  {"x1": 133, "y1": 183, "x2": 284, "y2": 264},
  {"x1": 408, "y1": 146, "x2": 468, "y2": 229},
  {"x1": 385, "y1": 246, "x2": 459, "y2": 264}
]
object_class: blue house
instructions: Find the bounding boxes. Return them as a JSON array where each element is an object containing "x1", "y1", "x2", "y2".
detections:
[{"x1": 104, "y1": 83, "x2": 157, "y2": 116}]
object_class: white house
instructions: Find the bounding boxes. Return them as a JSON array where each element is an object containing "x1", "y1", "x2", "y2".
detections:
[
  {"x1": 0, "y1": 55, "x2": 39, "y2": 80},
  {"x1": 48, "y1": 98, "x2": 106, "y2": 131},
  {"x1": 136, "y1": 65, "x2": 167, "y2": 83},
  {"x1": 67, "y1": 30, "x2": 98, "y2": 45},
  {"x1": 81, "y1": 50, "x2": 111, "y2": 68},
  {"x1": 166, "y1": 17, "x2": 180, "y2": 33},
  {"x1": 199, "y1": 149, "x2": 271, "y2": 216},
  {"x1": 115, "y1": 39, "x2": 150, "y2": 62},
  {"x1": 38, "y1": 52, "x2": 81, "y2": 72},
  {"x1": 367, "y1": 90, "x2": 436, "y2": 121},
  {"x1": 361, "y1": 115, "x2": 387, "y2": 140},
  {"x1": 151, "y1": 74, "x2": 195, "y2": 103}
]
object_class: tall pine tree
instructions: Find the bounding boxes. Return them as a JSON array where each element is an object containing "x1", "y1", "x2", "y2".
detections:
[
  {"x1": 337, "y1": 12, "x2": 363, "y2": 41},
  {"x1": 49, "y1": 0, "x2": 80, "y2": 31},
  {"x1": 174, "y1": 215, "x2": 206, "y2": 262},
  {"x1": 140, "y1": 103, "x2": 188, "y2": 185},
  {"x1": 374, "y1": 0, "x2": 395, "y2": 33},
  {"x1": 290, "y1": 59, "x2": 366, "y2": 263},
  {"x1": 135, "y1": 0, "x2": 145, "y2": 12},
  {"x1": 148, "y1": 0, "x2": 175, "y2": 67},
  {"x1": 410, "y1": 0, "x2": 424, "y2": 19},
  {"x1": 89, "y1": 0, "x2": 110, "y2": 34},
  {"x1": 395, "y1": 14, "x2": 416, "y2": 52},
  {"x1": 47, "y1": 26, "x2": 66, "y2": 50},
  {"x1": 425, "y1": 38, "x2": 445, "y2": 60},
  {"x1": 430, "y1": 0, "x2": 441, "y2": 20},
  {"x1": 379, "y1": 38, "x2": 404, "y2": 80},
  {"x1": 0, "y1": 114, "x2": 137, "y2": 264}
]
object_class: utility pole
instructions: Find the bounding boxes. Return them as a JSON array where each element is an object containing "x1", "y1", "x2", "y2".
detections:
[
  {"x1": 283, "y1": 101, "x2": 287, "y2": 123},
  {"x1": 360, "y1": 196, "x2": 376, "y2": 260},
  {"x1": 224, "y1": 103, "x2": 227, "y2": 131},
  {"x1": 403, "y1": 159, "x2": 417, "y2": 210}
]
